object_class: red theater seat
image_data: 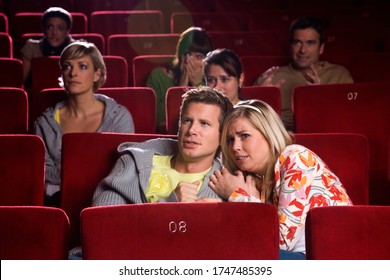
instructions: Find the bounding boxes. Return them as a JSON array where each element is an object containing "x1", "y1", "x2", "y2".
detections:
[
  {"x1": 0, "y1": 32, "x2": 12, "y2": 58},
  {"x1": 240, "y1": 55, "x2": 292, "y2": 85},
  {"x1": 108, "y1": 35, "x2": 178, "y2": 86},
  {"x1": 0, "y1": 13, "x2": 8, "y2": 33},
  {"x1": 81, "y1": 203, "x2": 279, "y2": 260},
  {"x1": 91, "y1": 10, "x2": 164, "y2": 40},
  {"x1": 0, "y1": 87, "x2": 28, "y2": 134},
  {"x1": 132, "y1": 55, "x2": 175, "y2": 87},
  {"x1": 0, "y1": 206, "x2": 69, "y2": 260},
  {"x1": 0, "y1": 135, "x2": 45, "y2": 206},
  {"x1": 293, "y1": 82, "x2": 390, "y2": 205},
  {"x1": 240, "y1": 86, "x2": 282, "y2": 115},
  {"x1": 294, "y1": 133, "x2": 369, "y2": 205},
  {"x1": 170, "y1": 12, "x2": 249, "y2": 33},
  {"x1": 306, "y1": 206, "x2": 390, "y2": 260},
  {"x1": 0, "y1": 58, "x2": 23, "y2": 87},
  {"x1": 165, "y1": 86, "x2": 188, "y2": 135},
  {"x1": 61, "y1": 132, "x2": 175, "y2": 248},
  {"x1": 349, "y1": 52, "x2": 390, "y2": 83},
  {"x1": 210, "y1": 31, "x2": 285, "y2": 58}
]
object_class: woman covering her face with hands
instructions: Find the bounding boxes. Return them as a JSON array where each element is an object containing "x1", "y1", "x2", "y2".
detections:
[
  {"x1": 147, "y1": 27, "x2": 212, "y2": 132},
  {"x1": 208, "y1": 99, "x2": 353, "y2": 260}
]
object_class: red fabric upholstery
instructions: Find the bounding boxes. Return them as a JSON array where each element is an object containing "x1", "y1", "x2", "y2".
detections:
[
  {"x1": 294, "y1": 133, "x2": 369, "y2": 205},
  {"x1": 73, "y1": 0, "x2": 147, "y2": 19},
  {"x1": 0, "y1": 135, "x2": 45, "y2": 206},
  {"x1": 293, "y1": 82, "x2": 390, "y2": 205},
  {"x1": 240, "y1": 86, "x2": 282, "y2": 115},
  {"x1": 170, "y1": 12, "x2": 249, "y2": 33},
  {"x1": 0, "y1": 32, "x2": 12, "y2": 58},
  {"x1": 349, "y1": 52, "x2": 390, "y2": 83},
  {"x1": 61, "y1": 132, "x2": 176, "y2": 247},
  {"x1": 30, "y1": 56, "x2": 61, "y2": 97},
  {"x1": 109, "y1": 34, "x2": 178, "y2": 86},
  {"x1": 0, "y1": 58, "x2": 23, "y2": 87},
  {"x1": 210, "y1": 31, "x2": 284, "y2": 57},
  {"x1": 306, "y1": 205, "x2": 390, "y2": 260},
  {"x1": 240, "y1": 55, "x2": 290, "y2": 85},
  {"x1": 0, "y1": 13, "x2": 8, "y2": 33},
  {"x1": 101, "y1": 55, "x2": 128, "y2": 87},
  {"x1": 91, "y1": 11, "x2": 164, "y2": 40},
  {"x1": 0, "y1": 88, "x2": 28, "y2": 134},
  {"x1": 0, "y1": 206, "x2": 69, "y2": 260},
  {"x1": 99, "y1": 87, "x2": 157, "y2": 133},
  {"x1": 132, "y1": 54, "x2": 175, "y2": 87},
  {"x1": 323, "y1": 28, "x2": 381, "y2": 55},
  {"x1": 81, "y1": 203, "x2": 279, "y2": 260},
  {"x1": 165, "y1": 86, "x2": 187, "y2": 135},
  {"x1": 215, "y1": 0, "x2": 284, "y2": 11},
  {"x1": 4, "y1": 0, "x2": 72, "y2": 16}
]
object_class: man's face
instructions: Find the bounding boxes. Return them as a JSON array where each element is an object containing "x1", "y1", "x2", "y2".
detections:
[
  {"x1": 177, "y1": 102, "x2": 221, "y2": 166},
  {"x1": 44, "y1": 17, "x2": 69, "y2": 48},
  {"x1": 290, "y1": 27, "x2": 324, "y2": 70}
]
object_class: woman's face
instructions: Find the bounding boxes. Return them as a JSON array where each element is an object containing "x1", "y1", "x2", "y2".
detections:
[
  {"x1": 61, "y1": 55, "x2": 100, "y2": 95},
  {"x1": 225, "y1": 117, "x2": 270, "y2": 174},
  {"x1": 206, "y1": 64, "x2": 242, "y2": 105},
  {"x1": 44, "y1": 17, "x2": 69, "y2": 48}
]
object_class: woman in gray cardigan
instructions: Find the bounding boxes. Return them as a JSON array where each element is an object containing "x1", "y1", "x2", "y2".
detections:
[{"x1": 34, "y1": 41, "x2": 134, "y2": 206}]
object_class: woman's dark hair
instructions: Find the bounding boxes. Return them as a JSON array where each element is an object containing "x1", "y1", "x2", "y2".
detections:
[
  {"x1": 203, "y1": 48, "x2": 243, "y2": 79},
  {"x1": 170, "y1": 27, "x2": 212, "y2": 85}
]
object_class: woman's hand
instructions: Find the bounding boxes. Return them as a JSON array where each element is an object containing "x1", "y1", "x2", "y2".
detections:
[{"x1": 209, "y1": 168, "x2": 259, "y2": 199}]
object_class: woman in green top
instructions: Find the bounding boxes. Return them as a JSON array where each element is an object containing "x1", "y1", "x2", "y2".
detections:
[{"x1": 147, "y1": 27, "x2": 212, "y2": 132}]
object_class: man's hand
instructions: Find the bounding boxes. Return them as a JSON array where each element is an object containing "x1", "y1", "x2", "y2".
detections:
[
  {"x1": 255, "y1": 66, "x2": 285, "y2": 87},
  {"x1": 303, "y1": 64, "x2": 321, "y2": 85},
  {"x1": 175, "y1": 181, "x2": 199, "y2": 202}
]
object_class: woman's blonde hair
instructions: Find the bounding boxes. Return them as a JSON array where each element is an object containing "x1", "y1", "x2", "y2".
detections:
[
  {"x1": 58, "y1": 41, "x2": 106, "y2": 92},
  {"x1": 221, "y1": 99, "x2": 293, "y2": 203}
]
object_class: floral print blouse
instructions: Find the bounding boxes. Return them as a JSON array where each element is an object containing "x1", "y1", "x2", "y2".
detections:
[{"x1": 229, "y1": 144, "x2": 353, "y2": 253}]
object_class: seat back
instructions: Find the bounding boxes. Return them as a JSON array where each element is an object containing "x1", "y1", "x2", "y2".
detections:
[
  {"x1": 101, "y1": 55, "x2": 128, "y2": 87},
  {"x1": 81, "y1": 202, "x2": 279, "y2": 260},
  {"x1": 165, "y1": 86, "x2": 188, "y2": 135},
  {"x1": 240, "y1": 55, "x2": 290, "y2": 85},
  {"x1": 0, "y1": 135, "x2": 45, "y2": 206},
  {"x1": 109, "y1": 35, "x2": 178, "y2": 86},
  {"x1": 0, "y1": 87, "x2": 28, "y2": 134},
  {"x1": 99, "y1": 87, "x2": 157, "y2": 134},
  {"x1": 0, "y1": 206, "x2": 69, "y2": 260},
  {"x1": 31, "y1": 56, "x2": 61, "y2": 97},
  {"x1": 0, "y1": 13, "x2": 8, "y2": 33},
  {"x1": 0, "y1": 58, "x2": 23, "y2": 87},
  {"x1": 132, "y1": 54, "x2": 175, "y2": 87},
  {"x1": 240, "y1": 86, "x2": 282, "y2": 115},
  {"x1": 170, "y1": 12, "x2": 249, "y2": 33},
  {"x1": 293, "y1": 83, "x2": 390, "y2": 205},
  {"x1": 91, "y1": 11, "x2": 164, "y2": 40},
  {"x1": 61, "y1": 132, "x2": 175, "y2": 247},
  {"x1": 349, "y1": 52, "x2": 390, "y2": 83},
  {"x1": 294, "y1": 133, "x2": 369, "y2": 205},
  {"x1": 306, "y1": 206, "x2": 390, "y2": 259},
  {"x1": 210, "y1": 31, "x2": 285, "y2": 57},
  {"x1": 0, "y1": 32, "x2": 12, "y2": 58}
]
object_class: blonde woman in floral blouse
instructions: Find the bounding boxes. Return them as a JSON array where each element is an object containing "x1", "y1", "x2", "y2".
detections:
[{"x1": 208, "y1": 99, "x2": 353, "y2": 260}]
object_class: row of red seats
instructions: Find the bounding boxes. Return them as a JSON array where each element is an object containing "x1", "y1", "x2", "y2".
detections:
[
  {"x1": 0, "y1": 85, "x2": 280, "y2": 135},
  {"x1": 0, "y1": 132, "x2": 372, "y2": 253},
  {"x1": 3, "y1": 203, "x2": 389, "y2": 260},
  {"x1": 2, "y1": 50, "x2": 390, "y2": 92}
]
